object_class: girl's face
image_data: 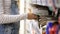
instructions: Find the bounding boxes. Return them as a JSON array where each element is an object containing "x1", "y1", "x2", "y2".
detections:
[
  {"x1": 58, "y1": 30, "x2": 60, "y2": 34},
  {"x1": 58, "y1": 17, "x2": 60, "y2": 24}
]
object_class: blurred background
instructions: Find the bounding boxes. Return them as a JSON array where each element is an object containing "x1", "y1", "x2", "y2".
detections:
[
  {"x1": 20, "y1": 0, "x2": 60, "y2": 34},
  {"x1": 0, "y1": 0, "x2": 60, "y2": 34}
]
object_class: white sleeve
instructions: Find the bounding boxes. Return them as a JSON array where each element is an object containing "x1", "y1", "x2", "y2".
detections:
[
  {"x1": 20, "y1": 13, "x2": 27, "y2": 20},
  {"x1": 0, "y1": 14, "x2": 27, "y2": 24}
]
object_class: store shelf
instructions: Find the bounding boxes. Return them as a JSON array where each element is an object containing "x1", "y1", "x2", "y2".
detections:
[
  {"x1": 31, "y1": 4, "x2": 48, "y2": 7},
  {"x1": 30, "y1": 0, "x2": 54, "y2": 7}
]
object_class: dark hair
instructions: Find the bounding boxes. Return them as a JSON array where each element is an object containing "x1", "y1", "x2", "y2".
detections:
[{"x1": 52, "y1": 21, "x2": 58, "y2": 26}]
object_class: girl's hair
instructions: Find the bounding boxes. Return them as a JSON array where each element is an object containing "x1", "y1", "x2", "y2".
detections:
[{"x1": 52, "y1": 21, "x2": 58, "y2": 26}]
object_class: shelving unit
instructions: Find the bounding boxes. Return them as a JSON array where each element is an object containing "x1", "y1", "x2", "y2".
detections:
[{"x1": 30, "y1": 0, "x2": 53, "y2": 7}]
